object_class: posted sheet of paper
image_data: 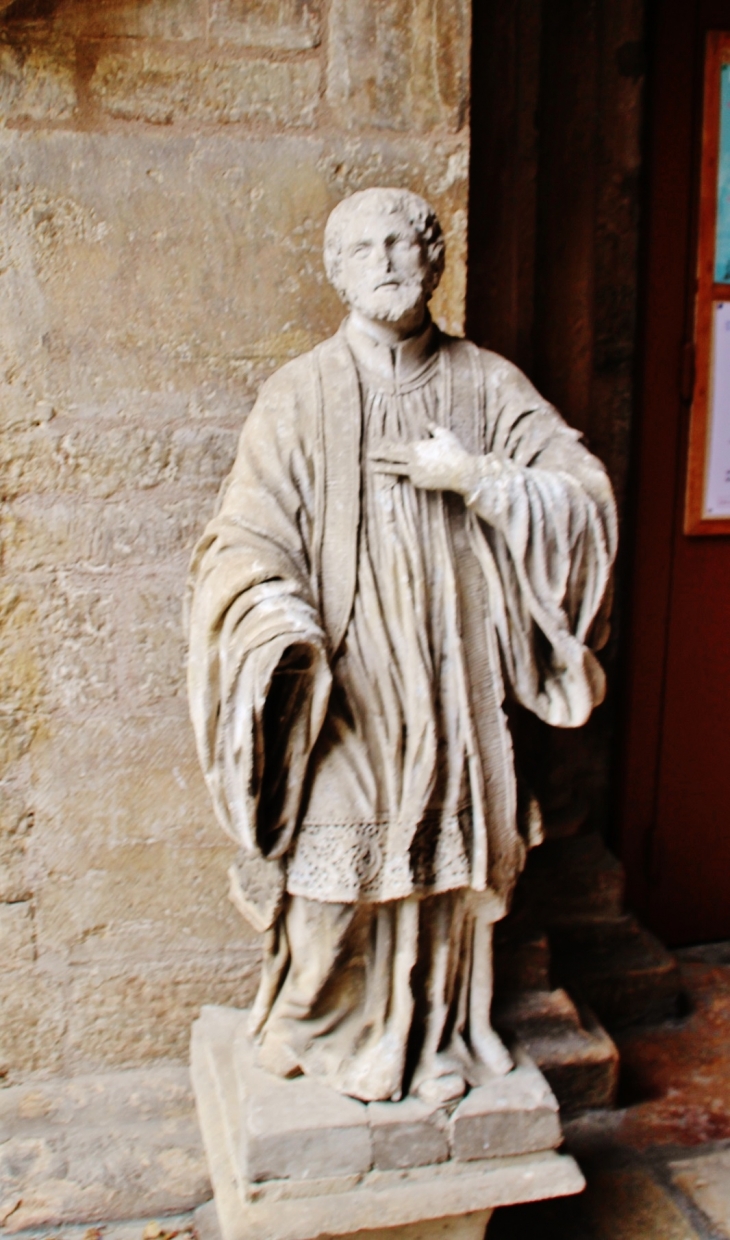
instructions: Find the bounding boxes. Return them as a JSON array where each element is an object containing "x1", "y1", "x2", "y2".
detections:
[{"x1": 706, "y1": 300, "x2": 730, "y2": 516}]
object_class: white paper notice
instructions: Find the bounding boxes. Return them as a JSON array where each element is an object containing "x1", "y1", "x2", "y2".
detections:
[{"x1": 706, "y1": 301, "x2": 730, "y2": 516}]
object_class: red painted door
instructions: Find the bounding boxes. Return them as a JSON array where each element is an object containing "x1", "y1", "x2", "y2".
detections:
[{"x1": 621, "y1": 0, "x2": 730, "y2": 945}]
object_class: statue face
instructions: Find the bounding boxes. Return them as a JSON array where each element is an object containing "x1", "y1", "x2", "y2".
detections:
[{"x1": 338, "y1": 206, "x2": 431, "y2": 329}]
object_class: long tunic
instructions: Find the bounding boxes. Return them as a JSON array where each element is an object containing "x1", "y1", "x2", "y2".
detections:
[
  {"x1": 186, "y1": 315, "x2": 617, "y2": 1100},
  {"x1": 288, "y1": 317, "x2": 474, "y2": 905}
]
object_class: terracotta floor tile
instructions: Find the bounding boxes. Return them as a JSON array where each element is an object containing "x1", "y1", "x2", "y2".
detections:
[
  {"x1": 670, "y1": 1150, "x2": 730, "y2": 1237},
  {"x1": 614, "y1": 959, "x2": 730, "y2": 1150}
]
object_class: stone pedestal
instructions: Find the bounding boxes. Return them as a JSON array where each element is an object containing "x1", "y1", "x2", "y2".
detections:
[{"x1": 191, "y1": 1006, "x2": 585, "y2": 1240}]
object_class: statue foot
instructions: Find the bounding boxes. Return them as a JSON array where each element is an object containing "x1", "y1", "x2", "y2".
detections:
[
  {"x1": 257, "y1": 1032, "x2": 302, "y2": 1079},
  {"x1": 416, "y1": 1072, "x2": 466, "y2": 1105},
  {"x1": 474, "y1": 1028, "x2": 514, "y2": 1078}
]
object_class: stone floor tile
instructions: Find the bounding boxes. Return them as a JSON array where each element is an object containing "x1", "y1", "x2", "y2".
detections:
[{"x1": 670, "y1": 1149, "x2": 730, "y2": 1237}]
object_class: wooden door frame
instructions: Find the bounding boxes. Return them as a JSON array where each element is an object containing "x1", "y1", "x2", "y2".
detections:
[{"x1": 619, "y1": 0, "x2": 730, "y2": 927}]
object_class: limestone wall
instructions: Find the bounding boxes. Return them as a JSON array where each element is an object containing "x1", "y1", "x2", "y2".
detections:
[{"x1": 0, "y1": 0, "x2": 471, "y2": 1081}]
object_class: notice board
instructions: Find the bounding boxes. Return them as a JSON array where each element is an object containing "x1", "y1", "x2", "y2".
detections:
[{"x1": 686, "y1": 31, "x2": 730, "y2": 532}]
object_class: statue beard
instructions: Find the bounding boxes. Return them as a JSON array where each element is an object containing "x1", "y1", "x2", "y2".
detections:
[{"x1": 347, "y1": 276, "x2": 429, "y2": 326}]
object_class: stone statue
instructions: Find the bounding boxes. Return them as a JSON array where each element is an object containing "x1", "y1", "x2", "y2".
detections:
[{"x1": 187, "y1": 187, "x2": 617, "y2": 1110}]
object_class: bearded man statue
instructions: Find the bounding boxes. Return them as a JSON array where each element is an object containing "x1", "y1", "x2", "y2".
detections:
[{"x1": 186, "y1": 187, "x2": 617, "y2": 1108}]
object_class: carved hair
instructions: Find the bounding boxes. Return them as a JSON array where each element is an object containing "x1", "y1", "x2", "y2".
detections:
[{"x1": 323, "y1": 187, "x2": 445, "y2": 301}]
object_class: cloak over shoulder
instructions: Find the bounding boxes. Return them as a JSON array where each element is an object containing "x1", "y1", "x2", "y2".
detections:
[{"x1": 187, "y1": 326, "x2": 617, "y2": 903}]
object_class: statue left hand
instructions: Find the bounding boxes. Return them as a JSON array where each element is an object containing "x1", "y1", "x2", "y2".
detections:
[{"x1": 371, "y1": 424, "x2": 482, "y2": 496}]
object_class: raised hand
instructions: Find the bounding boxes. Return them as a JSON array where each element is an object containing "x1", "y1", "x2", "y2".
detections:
[{"x1": 370, "y1": 424, "x2": 483, "y2": 496}]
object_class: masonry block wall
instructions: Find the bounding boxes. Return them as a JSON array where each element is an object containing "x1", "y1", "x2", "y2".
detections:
[{"x1": 0, "y1": 0, "x2": 471, "y2": 1081}]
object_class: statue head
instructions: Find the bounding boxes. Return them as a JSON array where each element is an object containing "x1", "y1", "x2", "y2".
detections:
[{"x1": 324, "y1": 187, "x2": 445, "y2": 334}]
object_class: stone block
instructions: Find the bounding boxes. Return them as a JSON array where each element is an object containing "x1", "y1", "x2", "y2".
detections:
[
  {"x1": 0, "y1": 1066, "x2": 210, "y2": 1231},
  {"x1": 368, "y1": 1097, "x2": 449, "y2": 1170},
  {"x1": 1, "y1": 492, "x2": 214, "y2": 572},
  {"x1": 0, "y1": 900, "x2": 35, "y2": 967},
  {"x1": 53, "y1": 0, "x2": 206, "y2": 41},
  {"x1": 326, "y1": 0, "x2": 469, "y2": 133},
  {"x1": 234, "y1": 1028, "x2": 372, "y2": 1182},
  {"x1": 0, "y1": 784, "x2": 31, "y2": 839},
  {"x1": 66, "y1": 956, "x2": 261, "y2": 1070},
  {"x1": 450, "y1": 1049, "x2": 561, "y2": 1162},
  {"x1": 29, "y1": 713, "x2": 215, "y2": 856},
  {"x1": 0, "y1": 34, "x2": 77, "y2": 124},
  {"x1": 524, "y1": 833, "x2": 625, "y2": 923},
  {"x1": 0, "y1": 712, "x2": 36, "y2": 777},
  {"x1": 90, "y1": 51, "x2": 320, "y2": 127},
  {"x1": 670, "y1": 1150, "x2": 730, "y2": 1237},
  {"x1": 35, "y1": 573, "x2": 119, "y2": 711},
  {"x1": 549, "y1": 913, "x2": 681, "y2": 1028},
  {"x1": 34, "y1": 841, "x2": 255, "y2": 963},
  {"x1": 114, "y1": 566, "x2": 188, "y2": 707},
  {"x1": 0, "y1": 421, "x2": 239, "y2": 501},
  {"x1": 0, "y1": 131, "x2": 467, "y2": 411},
  {"x1": 0, "y1": 967, "x2": 66, "y2": 1081},
  {"x1": 210, "y1": 0, "x2": 321, "y2": 49},
  {"x1": 0, "y1": 834, "x2": 30, "y2": 903},
  {"x1": 0, "y1": 583, "x2": 43, "y2": 720},
  {"x1": 494, "y1": 990, "x2": 619, "y2": 1114}
]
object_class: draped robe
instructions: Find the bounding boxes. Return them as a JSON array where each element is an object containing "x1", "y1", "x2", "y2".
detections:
[{"x1": 187, "y1": 316, "x2": 617, "y2": 1101}]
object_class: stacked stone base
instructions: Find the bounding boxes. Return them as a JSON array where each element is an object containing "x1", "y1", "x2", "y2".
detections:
[{"x1": 191, "y1": 1006, "x2": 585, "y2": 1240}]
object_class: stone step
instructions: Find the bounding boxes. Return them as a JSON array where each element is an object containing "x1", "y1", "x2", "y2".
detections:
[
  {"x1": 493, "y1": 989, "x2": 619, "y2": 1115},
  {"x1": 548, "y1": 914, "x2": 682, "y2": 1029},
  {"x1": 493, "y1": 907, "x2": 551, "y2": 995},
  {"x1": 0, "y1": 1066, "x2": 211, "y2": 1233},
  {"x1": 521, "y1": 833, "x2": 626, "y2": 923}
]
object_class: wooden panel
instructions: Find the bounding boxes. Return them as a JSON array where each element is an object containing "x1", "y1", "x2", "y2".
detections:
[
  {"x1": 620, "y1": 0, "x2": 730, "y2": 944},
  {"x1": 618, "y1": 0, "x2": 700, "y2": 921},
  {"x1": 466, "y1": 0, "x2": 541, "y2": 370}
]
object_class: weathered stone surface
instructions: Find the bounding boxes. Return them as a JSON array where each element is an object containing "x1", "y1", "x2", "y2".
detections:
[
  {"x1": 234, "y1": 1025, "x2": 372, "y2": 1182},
  {"x1": 450, "y1": 1050, "x2": 561, "y2": 1162},
  {"x1": 0, "y1": 1066, "x2": 210, "y2": 1231},
  {"x1": 0, "y1": 968, "x2": 66, "y2": 1080},
  {"x1": 67, "y1": 957, "x2": 260, "y2": 1069},
  {"x1": 0, "y1": 422, "x2": 239, "y2": 501},
  {"x1": 0, "y1": 34, "x2": 77, "y2": 124},
  {"x1": 326, "y1": 0, "x2": 469, "y2": 133},
  {"x1": 0, "y1": 131, "x2": 466, "y2": 412},
  {"x1": 116, "y1": 569, "x2": 188, "y2": 706},
  {"x1": 0, "y1": 900, "x2": 35, "y2": 968},
  {"x1": 29, "y1": 714, "x2": 215, "y2": 855},
  {"x1": 91, "y1": 52, "x2": 320, "y2": 127},
  {"x1": 53, "y1": 0, "x2": 206, "y2": 41},
  {"x1": 1, "y1": 567, "x2": 192, "y2": 718},
  {"x1": 368, "y1": 1097, "x2": 449, "y2": 1171},
  {"x1": 670, "y1": 1150, "x2": 730, "y2": 1237},
  {"x1": 34, "y1": 843, "x2": 254, "y2": 964},
  {"x1": 210, "y1": 0, "x2": 322, "y2": 49},
  {"x1": 0, "y1": 833, "x2": 29, "y2": 903},
  {"x1": 1, "y1": 492, "x2": 214, "y2": 571},
  {"x1": 0, "y1": 0, "x2": 472, "y2": 1085}
]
